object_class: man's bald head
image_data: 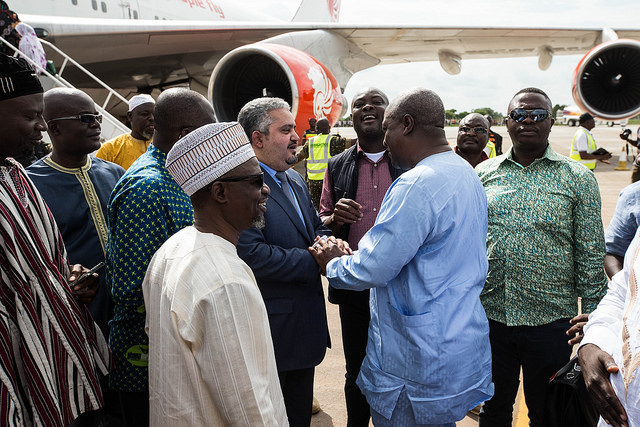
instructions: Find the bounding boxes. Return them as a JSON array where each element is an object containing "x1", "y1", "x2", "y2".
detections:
[
  {"x1": 460, "y1": 113, "x2": 490, "y2": 129},
  {"x1": 153, "y1": 88, "x2": 216, "y2": 153},
  {"x1": 43, "y1": 88, "x2": 94, "y2": 121},
  {"x1": 386, "y1": 87, "x2": 445, "y2": 131}
]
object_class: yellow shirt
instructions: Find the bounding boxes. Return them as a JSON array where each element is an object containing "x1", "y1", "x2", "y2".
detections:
[{"x1": 96, "y1": 134, "x2": 151, "y2": 170}]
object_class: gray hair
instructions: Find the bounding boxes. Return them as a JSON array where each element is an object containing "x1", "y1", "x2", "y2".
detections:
[{"x1": 237, "y1": 97, "x2": 291, "y2": 141}]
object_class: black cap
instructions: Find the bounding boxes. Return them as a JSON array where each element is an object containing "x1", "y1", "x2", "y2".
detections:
[{"x1": 0, "y1": 53, "x2": 43, "y2": 101}]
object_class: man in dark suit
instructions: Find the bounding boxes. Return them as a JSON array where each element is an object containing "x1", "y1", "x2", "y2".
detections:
[{"x1": 237, "y1": 97, "x2": 331, "y2": 427}]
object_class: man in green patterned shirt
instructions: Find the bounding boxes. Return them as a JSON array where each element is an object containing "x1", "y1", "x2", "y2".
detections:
[{"x1": 476, "y1": 87, "x2": 608, "y2": 427}]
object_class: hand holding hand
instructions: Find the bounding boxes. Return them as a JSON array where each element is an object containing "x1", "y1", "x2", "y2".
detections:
[{"x1": 308, "y1": 236, "x2": 352, "y2": 274}]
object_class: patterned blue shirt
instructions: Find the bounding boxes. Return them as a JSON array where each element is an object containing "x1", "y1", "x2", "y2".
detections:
[{"x1": 106, "y1": 144, "x2": 193, "y2": 392}]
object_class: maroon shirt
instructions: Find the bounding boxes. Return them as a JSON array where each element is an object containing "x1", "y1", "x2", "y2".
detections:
[{"x1": 319, "y1": 145, "x2": 393, "y2": 250}]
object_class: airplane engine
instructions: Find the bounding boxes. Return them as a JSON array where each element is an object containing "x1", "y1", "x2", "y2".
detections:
[
  {"x1": 208, "y1": 43, "x2": 343, "y2": 136},
  {"x1": 572, "y1": 39, "x2": 640, "y2": 120}
]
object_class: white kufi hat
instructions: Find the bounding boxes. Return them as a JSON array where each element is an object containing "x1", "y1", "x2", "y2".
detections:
[{"x1": 166, "y1": 122, "x2": 256, "y2": 196}]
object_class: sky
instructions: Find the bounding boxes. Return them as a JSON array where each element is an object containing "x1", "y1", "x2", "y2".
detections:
[{"x1": 249, "y1": 0, "x2": 640, "y2": 115}]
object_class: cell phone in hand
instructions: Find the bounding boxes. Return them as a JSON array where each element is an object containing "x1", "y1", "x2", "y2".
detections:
[{"x1": 73, "y1": 261, "x2": 105, "y2": 286}]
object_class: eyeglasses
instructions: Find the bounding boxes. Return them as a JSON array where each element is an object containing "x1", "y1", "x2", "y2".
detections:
[
  {"x1": 458, "y1": 126, "x2": 487, "y2": 134},
  {"x1": 47, "y1": 114, "x2": 103, "y2": 125},
  {"x1": 215, "y1": 172, "x2": 264, "y2": 187},
  {"x1": 508, "y1": 109, "x2": 549, "y2": 123}
]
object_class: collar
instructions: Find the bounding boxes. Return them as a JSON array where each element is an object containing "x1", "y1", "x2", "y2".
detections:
[
  {"x1": 355, "y1": 142, "x2": 388, "y2": 162},
  {"x1": 454, "y1": 145, "x2": 489, "y2": 161},
  {"x1": 259, "y1": 161, "x2": 279, "y2": 183},
  {"x1": 502, "y1": 143, "x2": 563, "y2": 166},
  {"x1": 43, "y1": 154, "x2": 92, "y2": 174}
]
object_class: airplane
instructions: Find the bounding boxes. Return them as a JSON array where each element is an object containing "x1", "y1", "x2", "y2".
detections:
[{"x1": 7, "y1": 0, "x2": 640, "y2": 135}]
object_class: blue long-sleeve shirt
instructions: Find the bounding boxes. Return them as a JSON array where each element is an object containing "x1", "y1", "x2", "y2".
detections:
[{"x1": 326, "y1": 151, "x2": 493, "y2": 424}]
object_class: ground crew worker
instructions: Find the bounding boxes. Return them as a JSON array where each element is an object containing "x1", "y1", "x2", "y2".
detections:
[
  {"x1": 569, "y1": 112, "x2": 611, "y2": 170},
  {"x1": 297, "y1": 117, "x2": 349, "y2": 209}
]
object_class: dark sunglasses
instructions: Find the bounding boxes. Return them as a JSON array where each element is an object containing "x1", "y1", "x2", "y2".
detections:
[
  {"x1": 215, "y1": 172, "x2": 264, "y2": 187},
  {"x1": 47, "y1": 114, "x2": 103, "y2": 125},
  {"x1": 458, "y1": 126, "x2": 487, "y2": 134},
  {"x1": 508, "y1": 109, "x2": 549, "y2": 123}
]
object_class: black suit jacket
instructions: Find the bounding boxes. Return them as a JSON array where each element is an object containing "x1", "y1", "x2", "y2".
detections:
[{"x1": 237, "y1": 167, "x2": 331, "y2": 372}]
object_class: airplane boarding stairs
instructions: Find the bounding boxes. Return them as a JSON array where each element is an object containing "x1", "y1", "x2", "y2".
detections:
[{"x1": 0, "y1": 36, "x2": 130, "y2": 143}]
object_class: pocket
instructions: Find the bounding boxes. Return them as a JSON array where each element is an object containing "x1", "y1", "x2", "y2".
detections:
[{"x1": 379, "y1": 303, "x2": 442, "y2": 385}]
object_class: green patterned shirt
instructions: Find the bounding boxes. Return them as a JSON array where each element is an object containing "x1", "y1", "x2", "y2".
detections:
[
  {"x1": 475, "y1": 145, "x2": 607, "y2": 326},
  {"x1": 106, "y1": 144, "x2": 194, "y2": 392}
]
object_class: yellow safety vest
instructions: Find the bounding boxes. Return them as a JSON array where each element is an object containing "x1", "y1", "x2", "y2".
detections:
[
  {"x1": 307, "y1": 134, "x2": 332, "y2": 181},
  {"x1": 570, "y1": 128, "x2": 597, "y2": 170},
  {"x1": 483, "y1": 141, "x2": 497, "y2": 158}
]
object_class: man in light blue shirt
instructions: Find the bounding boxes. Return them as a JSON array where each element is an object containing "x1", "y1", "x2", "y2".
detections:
[{"x1": 310, "y1": 88, "x2": 493, "y2": 426}]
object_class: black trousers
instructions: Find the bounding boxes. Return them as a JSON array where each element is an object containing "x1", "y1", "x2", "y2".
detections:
[
  {"x1": 279, "y1": 367, "x2": 315, "y2": 427},
  {"x1": 338, "y1": 297, "x2": 371, "y2": 427},
  {"x1": 478, "y1": 318, "x2": 573, "y2": 427}
]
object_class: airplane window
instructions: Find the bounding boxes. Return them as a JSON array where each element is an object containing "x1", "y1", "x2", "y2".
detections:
[
  {"x1": 71, "y1": 0, "x2": 77, "y2": 5},
  {"x1": 133, "y1": 10, "x2": 138, "y2": 19},
  {"x1": 101, "y1": 2, "x2": 107, "y2": 12},
  {"x1": 91, "y1": 0, "x2": 97, "y2": 10}
]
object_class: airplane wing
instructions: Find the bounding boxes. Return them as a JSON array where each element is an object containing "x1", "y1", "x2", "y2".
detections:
[{"x1": 20, "y1": 14, "x2": 640, "y2": 90}]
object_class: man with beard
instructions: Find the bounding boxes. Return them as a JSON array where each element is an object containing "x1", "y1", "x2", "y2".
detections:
[
  {"x1": 309, "y1": 87, "x2": 493, "y2": 426},
  {"x1": 455, "y1": 113, "x2": 491, "y2": 168},
  {"x1": 143, "y1": 122, "x2": 288, "y2": 426},
  {"x1": 107, "y1": 88, "x2": 215, "y2": 426},
  {"x1": 318, "y1": 87, "x2": 403, "y2": 427},
  {"x1": 0, "y1": 53, "x2": 111, "y2": 426},
  {"x1": 96, "y1": 94, "x2": 155, "y2": 170},
  {"x1": 237, "y1": 97, "x2": 331, "y2": 427},
  {"x1": 476, "y1": 88, "x2": 608, "y2": 427}
]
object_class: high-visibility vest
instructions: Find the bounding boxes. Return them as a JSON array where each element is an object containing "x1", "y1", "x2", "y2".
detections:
[
  {"x1": 307, "y1": 134, "x2": 332, "y2": 181},
  {"x1": 483, "y1": 141, "x2": 496, "y2": 158},
  {"x1": 570, "y1": 128, "x2": 597, "y2": 170}
]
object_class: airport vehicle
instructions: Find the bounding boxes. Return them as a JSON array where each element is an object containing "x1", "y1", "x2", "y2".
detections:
[
  {"x1": 8, "y1": 0, "x2": 640, "y2": 134},
  {"x1": 557, "y1": 105, "x2": 628, "y2": 127}
]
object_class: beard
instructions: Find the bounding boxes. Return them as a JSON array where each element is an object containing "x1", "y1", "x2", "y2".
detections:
[
  {"x1": 285, "y1": 154, "x2": 297, "y2": 165},
  {"x1": 249, "y1": 214, "x2": 266, "y2": 230}
]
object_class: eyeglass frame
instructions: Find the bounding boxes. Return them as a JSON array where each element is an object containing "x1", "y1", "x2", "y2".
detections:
[
  {"x1": 47, "y1": 114, "x2": 103, "y2": 125},
  {"x1": 200, "y1": 172, "x2": 265, "y2": 193},
  {"x1": 458, "y1": 126, "x2": 488, "y2": 135},
  {"x1": 508, "y1": 108, "x2": 550, "y2": 123}
]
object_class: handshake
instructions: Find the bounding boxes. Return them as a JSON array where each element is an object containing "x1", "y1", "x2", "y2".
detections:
[{"x1": 308, "y1": 235, "x2": 352, "y2": 274}]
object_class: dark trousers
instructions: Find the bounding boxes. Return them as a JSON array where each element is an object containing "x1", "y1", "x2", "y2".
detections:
[
  {"x1": 339, "y1": 298, "x2": 371, "y2": 427},
  {"x1": 279, "y1": 367, "x2": 315, "y2": 427},
  {"x1": 112, "y1": 390, "x2": 149, "y2": 427},
  {"x1": 478, "y1": 319, "x2": 572, "y2": 427}
]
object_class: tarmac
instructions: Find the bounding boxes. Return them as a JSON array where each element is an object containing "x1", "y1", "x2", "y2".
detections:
[{"x1": 309, "y1": 123, "x2": 636, "y2": 426}]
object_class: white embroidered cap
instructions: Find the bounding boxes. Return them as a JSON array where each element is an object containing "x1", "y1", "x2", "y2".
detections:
[
  {"x1": 128, "y1": 94, "x2": 155, "y2": 112},
  {"x1": 166, "y1": 122, "x2": 255, "y2": 196}
]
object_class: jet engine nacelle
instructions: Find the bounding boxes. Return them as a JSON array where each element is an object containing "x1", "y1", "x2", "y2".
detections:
[
  {"x1": 572, "y1": 39, "x2": 640, "y2": 120},
  {"x1": 208, "y1": 43, "x2": 343, "y2": 138}
]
